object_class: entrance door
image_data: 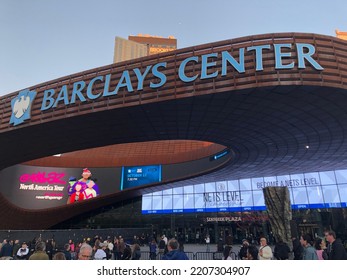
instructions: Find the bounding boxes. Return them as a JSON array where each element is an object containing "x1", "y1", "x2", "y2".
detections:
[{"x1": 218, "y1": 226, "x2": 233, "y2": 245}]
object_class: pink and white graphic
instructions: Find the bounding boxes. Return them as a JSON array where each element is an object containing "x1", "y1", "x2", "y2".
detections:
[{"x1": 20, "y1": 171, "x2": 66, "y2": 184}]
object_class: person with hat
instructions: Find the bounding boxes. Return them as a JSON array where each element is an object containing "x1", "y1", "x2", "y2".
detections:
[
  {"x1": 66, "y1": 176, "x2": 77, "y2": 204},
  {"x1": 94, "y1": 242, "x2": 107, "y2": 260},
  {"x1": 78, "y1": 168, "x2": 99, "y2": 200}
]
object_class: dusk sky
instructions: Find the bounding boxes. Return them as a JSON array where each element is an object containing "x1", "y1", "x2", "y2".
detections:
[{"x1": 1, "y1": 0, "x2": 346, "y2": 96}]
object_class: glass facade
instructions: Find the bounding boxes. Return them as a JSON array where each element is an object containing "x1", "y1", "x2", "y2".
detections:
[
  {"x1": 142, "y1": 169, "x2": 347, "y2": 214},
  {"x1": 53, "y1": 169, "x2": 347, "y2": 244}
]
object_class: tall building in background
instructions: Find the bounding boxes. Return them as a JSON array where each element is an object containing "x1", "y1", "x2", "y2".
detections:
[
  {"x1": 113, "y1": 34, "x2": 177, "y2": 63},
  {"x1": 113, "y1": 37, "x2": 148, "y2": 63},
  {"x1": 336, "y1": 29, "x2": 347, "y2": 40}
]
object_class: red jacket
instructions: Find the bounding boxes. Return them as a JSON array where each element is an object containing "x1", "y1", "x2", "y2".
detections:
[{"x1": 70, "y1": 192, "x2": 84, "y2": 203}]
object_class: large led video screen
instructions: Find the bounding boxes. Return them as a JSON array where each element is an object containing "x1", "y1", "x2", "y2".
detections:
[
  {"x1": 142, "y1": 169, "x2": 347, "y2": 214},
  {"x1": 121, "y1": 165, "x2": 162, "y2": 190},
  {"x1": 0, "y1": 152, "x2": 224, "y2": 210},
  {"x1": 0, "y1": 165, "x2": 121, "y2": 209}
]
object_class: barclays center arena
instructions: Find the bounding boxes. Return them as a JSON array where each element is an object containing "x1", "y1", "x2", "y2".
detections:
[{"x1": 1, "y1": 32, "x2": 347, "y2": 244}]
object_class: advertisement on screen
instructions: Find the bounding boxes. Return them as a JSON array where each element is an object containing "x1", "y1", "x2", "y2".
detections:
[
  {"x1": 142, "y1": 169, "x2": 347, "y2": 214},
  {"x1": 121, "y1": 165, "x2": 162, "y2": 190},
  {"x1": 0, "y1": 165, "x2": 121, "y2": 209}
]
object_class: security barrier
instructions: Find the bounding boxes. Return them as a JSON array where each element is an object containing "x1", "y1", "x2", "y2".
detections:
[{"x1": 140, "y1": 251, "x2": 238, "y2": 260}]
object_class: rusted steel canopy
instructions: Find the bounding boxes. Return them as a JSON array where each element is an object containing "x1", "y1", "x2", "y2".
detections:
[{"x1": 1, "y1": 33, "x2": 347, "y2": 229}]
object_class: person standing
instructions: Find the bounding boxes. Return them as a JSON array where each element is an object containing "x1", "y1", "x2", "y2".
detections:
[
  {"x1": 162, "y1": 235, "x2": 168, "y2": 246},
  {"x1": 258, "y1": 237, "x2": 273, "y2": 260},
  {"x1": 131, "y1": 244, "x2": 141, "y2": 260},
  {"x1": 78, "y1": 243, "x2": 93, "y2": 260},
  {"x1": 118, "y1": 238, "x2": 126, "y2": 259},
  {"x1": 113, "y1": 237, "x2": 120, "y2": 260},
  {"x1": 323, "y1": 230, "x2": 332, "y2": 258},
  {"x1": 292, "y1": 236, "x2": 303, "y2": 260},
  {"x1": 29, "y1": 241, "x2": 49, "y2": 260},
  {"x1": 325, "y1": 230, "x2": 347, "y2": 260},
  {"x1": 314, "y1": 238, "x2": 328, "y2": 260},
  {"x1": 53, "y1": 252, "x2": 66, "y2": 260},
  {"x1": 0, "y1": 239, "x2": 12, "y2": 258},
  {"x1": 68, "y1": 239, "x2": 76, "y2": 259},
  {"x1": 162, "y1": 238, "x2": 189, "y2": 260},
  {"x1": 63, "y1": 243, "x2": 72, "y2": 260},
  {"x1": 273, "y1": 238, "x2": 290, "y2": 260},
  {"x1": 223, "y1": 245, "x2": 233, "y2": 260},
  {"x1": 149, "y1": 238, "x2": 157, "y2": 260},
  {"x1": 121, "y1": 245, "x2": 132, "y2": 260},
  {"x1": 300, "y1": 234, "x2": 318, "y2": 260},
  {"x1": 217, "y1": 238, "x2": 224, "y2": 252},
  {"x1": 238, "y1": 239, "x2": 250, "y2": 260},
  {"x1": 205, "y1": 234, "x2": 210, "y2": 252},
  {"x1": 16, "y1": 242, "x2": 29, "y2": 260},
  {"x1": 247, "y1": 244, "x2": 259, "y2": 260},
  {"x1": 226, "y1": 234, "x2": 233, "y2": 247},
  {"x1": 94, "y1": 242, "x2": 107, "y2": 260},
  {"x1": 12, "y1": 240, "x2": 21, "y2": 259},
  {"x1": 106, "y1": 238, "x2": 114, "y2": 260},
  {"x1": 158, "y1": 236, "x2": 166, "y2": 255}
]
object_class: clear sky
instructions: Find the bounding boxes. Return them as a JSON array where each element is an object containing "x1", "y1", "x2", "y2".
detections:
[{"x1": 1, "y1": 0, "x2": 346, "y2": 96}]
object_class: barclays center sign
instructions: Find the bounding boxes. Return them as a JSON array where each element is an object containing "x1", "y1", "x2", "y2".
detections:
[{"x1": 10, "y1": 43, "x2": 323, "y2": 126}]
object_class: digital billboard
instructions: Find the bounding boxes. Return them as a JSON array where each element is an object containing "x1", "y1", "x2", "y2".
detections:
[
  {"x1": 0, "y1": 165, "x2": 121, "y2": 209},
  {"x1": 141, "y1": 169, "x2": 347, "y2": 214},
  {"x1": 121, "y1": 165, "x2": 162, "y2": 190}
]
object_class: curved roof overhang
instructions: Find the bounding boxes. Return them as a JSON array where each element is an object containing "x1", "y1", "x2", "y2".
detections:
[{"x1": 1, "y1": 32, "x2": 347, "y2": 229}]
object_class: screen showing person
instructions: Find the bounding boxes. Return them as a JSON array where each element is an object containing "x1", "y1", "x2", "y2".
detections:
[
  {"x1": 78, "y1": 168, "x2": 100, "y2": 200},
  {"x1": 70, "y1": 182, "x2": 85, "y2": 203}
]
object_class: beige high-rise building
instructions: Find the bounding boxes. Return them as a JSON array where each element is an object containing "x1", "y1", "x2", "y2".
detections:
[
  {"x1": 336, "y1": 29, "x2": 347, "y2": 40},
  {"x1": 113, "y1": 34, "x2": 177, "y2": 63},
  {"x1": 113, "y1": 37, "x2": 149, "y2": 63}
]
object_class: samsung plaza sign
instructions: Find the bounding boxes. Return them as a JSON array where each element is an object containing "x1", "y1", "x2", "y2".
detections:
[{"x1": 10, "y1": 43, "x2": 323, "y2": 126}]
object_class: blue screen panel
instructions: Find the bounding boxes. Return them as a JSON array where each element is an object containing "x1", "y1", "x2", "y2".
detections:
[
  {"x1": 142, "y1": 169, "x2": 347, "y2": 214},
  {"x1": 121, "y1": 165, "x2": 161, "y2": 190}
]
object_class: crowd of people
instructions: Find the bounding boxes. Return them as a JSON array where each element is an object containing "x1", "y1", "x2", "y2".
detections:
[
  {"x1": 236, "y1": 230, "x2": 347, "y2": 260},
  {"x1": 1, "y1": 230, "x2": 346, "y2": 260},
  {"x1": 0, "y1": 235, "x2": 128, "y2": 260},
  {"x1": 0, "y1": 233, "x2": 189, "y2": 260}
]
